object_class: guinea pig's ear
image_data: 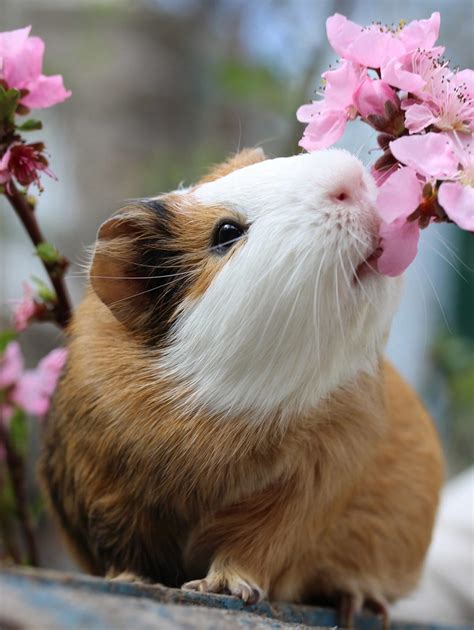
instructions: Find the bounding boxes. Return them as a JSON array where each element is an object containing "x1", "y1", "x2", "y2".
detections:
[
  {"x1": 89, "y1": 203, "x2": 185, "y2": 333},
  {"x1": 199, "y1": 147, "x2": 266, "y2": 183},
  {"x1": 89, "y1": 211, "x2": 147, "y2": 326}
]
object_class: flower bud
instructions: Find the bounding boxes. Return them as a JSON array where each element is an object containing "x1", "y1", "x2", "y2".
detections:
[{"x1": 353, "y1": 78, "x2": 399, "y2": 119}]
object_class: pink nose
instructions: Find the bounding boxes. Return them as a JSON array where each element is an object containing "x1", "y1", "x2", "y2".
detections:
[{"x1": 329, "y1": 174, "x2": 367, "y2": 204}]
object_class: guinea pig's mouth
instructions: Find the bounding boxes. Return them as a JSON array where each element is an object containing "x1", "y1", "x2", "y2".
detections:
[{"x1": 354, "y1": 245, "x2": 383, "y2": 283}]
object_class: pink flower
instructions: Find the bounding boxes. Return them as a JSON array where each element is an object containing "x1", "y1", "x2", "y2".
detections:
[
  {"x1": 353, "y1": 78, "x2": 399, "y2": 118},
  {"x1": 0, "y1": 148, "x2": 11, "y2": 186},
  {"x1": 0, "y1": 26, "x2": 71, "y2": 110},
  {"x1": 326, "y1": 13, "x2": 440, "y2": 71},
  {"x1": 11, "y1": 348, "x2": 67, "y2": 418},
  {"x1": 439, "y1": 182, "x2": 474, "y2": 230},
  {"x1": 12, "y1": 283, "x2": 37, "y2": 332},
  {"x1": 437, "y1": 134, "x2": 474, "y2": 230},
  {"x1": 403, "y1": 67, "x2": 474, "y2": 133},
  {"x1": 389, "y1": 133, "x2": 459, "y2": 180},
  {"x1": 374, "y1": 167, "x2": 423, "y2": 276},
  {"x1": 381, "y1": 53, "x2": 428, "y2": 93},
  {"x1": 376, "y1": 166, "x2": 423, "y2": 223},
  {"x1": 7, "y1": 142, "x2": 53, "y2": 189},
  {"x1": 297, "y1": 60, "x2": 365, "y2": 151},
  {"x1": 376, "y1": 219, "x2": 420, "y2": 277},
  {"x1": 0, "y1": 342, "x2": 67, "y2": 419},
  {"x1": 0, "y1": 341, "x2": 24, "y2": 389}
]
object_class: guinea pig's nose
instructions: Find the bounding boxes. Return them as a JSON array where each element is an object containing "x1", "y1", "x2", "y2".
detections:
[{"x1": 329, "y1": 174, "x2": 367, "y2": 204}]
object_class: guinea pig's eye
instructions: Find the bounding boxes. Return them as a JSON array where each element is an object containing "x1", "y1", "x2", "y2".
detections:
[{"x1": 211, "y1": 220, "x2": 246, "y2": 255}]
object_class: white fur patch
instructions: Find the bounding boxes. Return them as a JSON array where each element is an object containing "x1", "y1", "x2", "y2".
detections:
[{"x1": 160, "y1": 150, "x2": 402, "y2": 422}]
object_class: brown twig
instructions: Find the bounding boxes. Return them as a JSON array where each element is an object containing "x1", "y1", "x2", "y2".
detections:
[
  {"x1": 5, "y1": 182, "x2": 72, "y2": 328},
  {"x1": 0, "y1": 422, "x2": 39, "y2": 566}
]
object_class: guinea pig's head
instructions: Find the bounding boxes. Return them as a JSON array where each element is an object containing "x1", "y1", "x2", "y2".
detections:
[{"x1": 90, "y1": 148, "x2": 402, "y2": 421}]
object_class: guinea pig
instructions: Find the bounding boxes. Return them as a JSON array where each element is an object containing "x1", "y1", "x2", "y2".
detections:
[{"x1": 39, "y1": 147, "x2": 443, "y2": 626}]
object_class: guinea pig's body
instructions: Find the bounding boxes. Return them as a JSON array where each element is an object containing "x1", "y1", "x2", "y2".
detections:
[{"x1": 40, "y1": 148, "x2": 443, "y2": 620}]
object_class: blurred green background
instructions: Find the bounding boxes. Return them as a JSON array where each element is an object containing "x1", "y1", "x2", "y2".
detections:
[{"x1": 0, "y1": 0, "x2": 473, "y2": 570}]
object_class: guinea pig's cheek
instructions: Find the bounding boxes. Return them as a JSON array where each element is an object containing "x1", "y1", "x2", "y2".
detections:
[{"x1": 185, "y1": 246, "x2": 241, "y2": 301}]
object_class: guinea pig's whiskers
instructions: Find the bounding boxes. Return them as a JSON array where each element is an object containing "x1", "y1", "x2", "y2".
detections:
[
  {"x1": 431, "y1": 231, "x2": 474, "y2": 273},
  {"x1": 345, "y1": 252, "x2": 375, "y2": 307},
  {"x1": 66, "y1": 269, "x2": 196, "y2": 283},
  {"x1": 208, "y1": 235, "x2": 245, "y2": 254},
  {"x1": 263, "y1": 256, "x2": 309, "y2": 369},
  {"x1": 412, "y1": 266, "x2": 429, "y2": 350},
  {"x1": 425, "y1": 242, "x2": 468, "y2": 283},
  {"x1": 313, "y1": 249, "x2": 328, "y2": 377},
  {"x1": 105, "y1": 284, "x2": 168, "y2": 308},
  {"x1": 356, "y1": 131, "x2": 377, "y2": 163},
  {"x1": 334, "y1": 262, "x2": 346, "y2": 349},
  {"x1": 256, "y1": 254, "x2": 309, "y2": 357},
  {"x1": 338, "y1": 249, "x2": 357, "y2": 305},
  {"x1": 416, "y1": 258, "x2": 452, "y2": 333}
]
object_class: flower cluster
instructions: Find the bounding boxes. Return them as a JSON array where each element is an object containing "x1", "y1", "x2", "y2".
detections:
[
  {"x1": 0, "y1": 26, "x2": 71, "y2": 192},
  {"x1": 0, "y1": 341, "x2": 67, "y2": 426},
  {"x1": 297, "y1": 13, "x2": 473, "y2": 276}
]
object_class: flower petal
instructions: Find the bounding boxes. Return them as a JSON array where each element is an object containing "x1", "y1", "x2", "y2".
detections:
[
  {"x1": 0, "y1": 148, "x2": 12, "y2": 184},
  {"x1": 299, "y1": 110, "x2": 347, "y2": 151},
  {"x1": 36, "y1": 348, "x2": 68, "y2": 396},
  {"x1": 376, "y1": 219, "x2": 420, "y2": 277},
  {"x1": 296, "y1": 101, "x2": 324, "y2": 123},
  {"x1": 326, "y1": 14, "x2": 362, "y2": 59},
  {"x1": 376, "y1": 167, "x2": 423, "y2": 223},
  {"x1": 0, "y1": 26, "x2": 31, "y2": 60},
  {"x1": 0, "y1": 341, "x2": 24, "y2": 389},
  {"x1": 382, "y1": 55, "x2": 426, "y2": 92},
  {"x1": 4, "y1": 35, "x2": 44, "y2": 88},
  {"x1": 390, "y1": 133, "x2": 459, "y2": 179},
  {"x1": 21, "y1": 74, "x2": 71, "y2": 109},
  {"x1": 438, "y1": 182, "x2": 474, "y2": 231},
  {"x1": 353, "y1": 78, "x2": 398, "y2": 118},
  {"x1": 11, "y1": 372, "x2": 49, "y2": 416},
  {"x1": 398, "y1": 12, "x2": 441, "y2": 52},
  {"x1": 322, "y1": 60, "x2": 365, "y2": 110},
  {"x1": 404, "y1": 103, "x2": 437, "y2": 133},
  {"x1": 349, "y1": 31, "x2": 405, "y2": 69}
]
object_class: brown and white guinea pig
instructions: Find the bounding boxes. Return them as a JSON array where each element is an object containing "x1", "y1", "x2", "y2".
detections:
[{"x1": 39, "y1": 147, "x2": 443, "y2": 623}]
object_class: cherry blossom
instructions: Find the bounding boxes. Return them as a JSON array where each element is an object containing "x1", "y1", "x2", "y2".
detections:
[
  {"x1": 297, "y1": 60, "x2": 365, "y2": 150},
  {"x1": 12, "y1": 283, "x2": 37, "y2": 332},
  {"x1": 438, "y1": 134, "x2": 474, "y2": 230},
  {"x1": 0, "y1": 26, "x2": 71, "y2": 110},
  {"x1": 0, "y1": 341, "x2": 24, "y2": 389},
  {"x1": 0, "y1": 147, "x2": 11, "y2": 185},
  {"x1": 376, "y1": 219, "x2": 421, "y2": 277},
  {"x1": 326, "y1": 12, "x2": 441, "y2": 72},
  {"x1": 0, "y1": 342, "x2": 67, "y2": 419},
  {"x1": 353, "y1": 78, "x2": 399, "y2": 118},
  {"x1": 298, "y1": 12, "x2": 473, "y2": 277},
  {"x1": 404, "y1": 67, "x2": 474, "y2": 134},
  {"x1": 389, "y1": 133, "x2": 459, "y2": 180}
]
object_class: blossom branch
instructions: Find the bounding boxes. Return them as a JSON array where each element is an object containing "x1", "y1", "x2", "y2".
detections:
[
  {"x1": 0, "y1": 420, "x2": 39, "y2": 566},
  {"x1": 5, "y1": 182, "x2": 72, "y2": 328}
]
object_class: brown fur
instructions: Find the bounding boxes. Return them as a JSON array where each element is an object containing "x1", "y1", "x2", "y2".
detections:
[{"x1": 39, "y1": 149, "x2": 443, "y2": 610}]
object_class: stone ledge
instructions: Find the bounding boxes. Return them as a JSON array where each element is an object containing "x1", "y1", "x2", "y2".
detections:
[{"x1": 0, "y1": 568, "x2": 470, "y2": 630}]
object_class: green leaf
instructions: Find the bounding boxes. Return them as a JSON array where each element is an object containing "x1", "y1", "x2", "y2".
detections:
[
  {"x1": 9, "y1": 409, "x2": 28, "y2": 457},
  {"x1": 0, "y1": 330, "x2": 17, "y2": 354},
  {"x1": 0, "y1": 85, "x2": 20, "y2": 124},
  {"x1": 31, "y1": 275, "x2": 56, "y2": 303},
  {"x1": 35, "y1": 242, "x2": 61, "y2": 265},
  {"x1": 18, "y1": 118, "x2": 43, "y2": 132}
]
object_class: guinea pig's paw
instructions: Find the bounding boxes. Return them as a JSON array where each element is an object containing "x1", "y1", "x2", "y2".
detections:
[
  {"x1": 106, "y1": 569, "x2": 147, "y2": 584},
  {"x1": 182, "y1": 569, "x2": 265, "y2": 605}
]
